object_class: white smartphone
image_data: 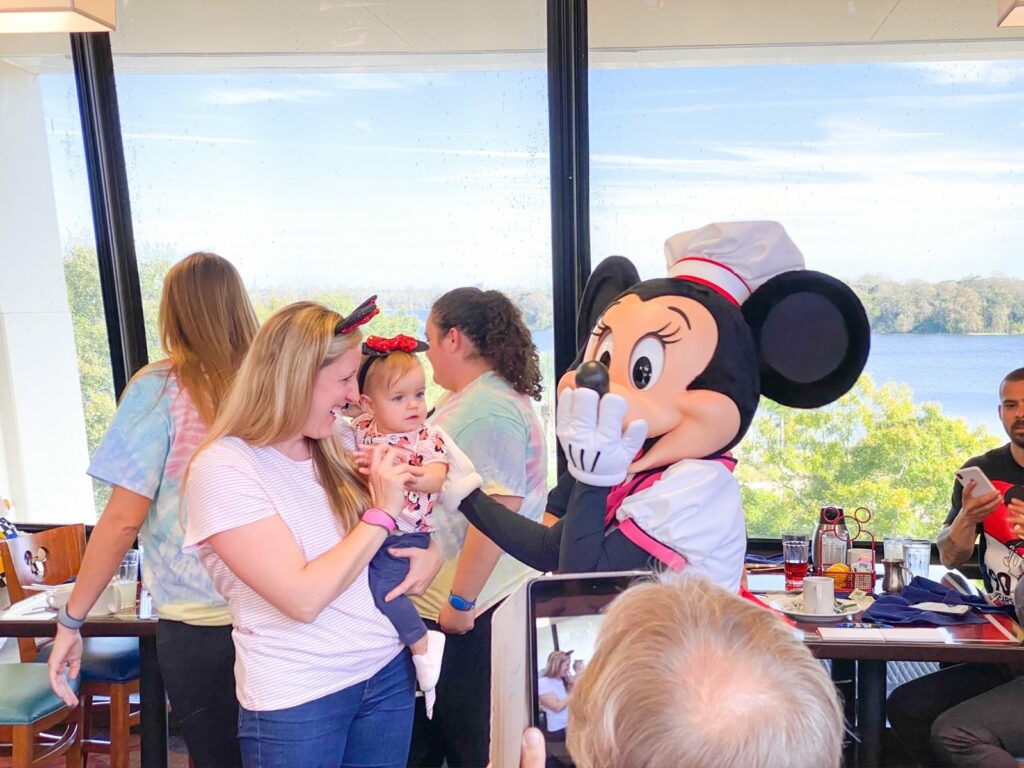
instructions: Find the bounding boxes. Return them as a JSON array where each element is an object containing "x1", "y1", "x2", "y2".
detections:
[{"x1": 955, "y1": 466, "x2": 998, "y2": 498}]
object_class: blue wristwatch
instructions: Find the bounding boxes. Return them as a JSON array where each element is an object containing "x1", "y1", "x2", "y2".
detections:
[{"x1": 448, "y1": 592, "x2": 476, "y2": 612}]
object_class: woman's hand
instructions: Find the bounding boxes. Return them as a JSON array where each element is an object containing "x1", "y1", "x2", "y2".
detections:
[
  {"x1": 367, "y1": 445, "x2": 421, "y2": 516},
  {"x1": 438, "y1": 602, "x2": 476, "y2": 635},
  {"x1": 384, "y1": 540, "x2": 445, "y2": 601},
  {"x1": 47, "y1": 624, "x2": 84, "y2": 707},
  {"x1": 487, "y1": 728, "x2": 546, "y2": 768}
]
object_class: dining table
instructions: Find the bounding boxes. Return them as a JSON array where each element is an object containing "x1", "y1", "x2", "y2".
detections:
[
  {"x1": 748, "y1": 569, "x2": 1024, "y2": 768},
  {"x1": 0, "y1": 593, "x2": 168, "y2": 768}
]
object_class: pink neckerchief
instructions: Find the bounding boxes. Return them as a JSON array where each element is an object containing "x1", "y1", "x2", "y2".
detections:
[{"x1": 603, "y1": 453, "x2": 737, "y2": 571}]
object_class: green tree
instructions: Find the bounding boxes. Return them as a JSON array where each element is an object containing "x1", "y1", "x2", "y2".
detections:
[
  {"x1": 62, "y1": 245, "x2": 117, "y2": 515},
  {"x1": 737, "y1": 374, "x2": 998, "y2": 539}
]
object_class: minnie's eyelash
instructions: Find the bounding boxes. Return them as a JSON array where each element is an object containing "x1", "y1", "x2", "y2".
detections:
[
  {"x1": 591, "y1": 321, "x2": 682, "y2": 343},
  {"x1": 650, "y1": 322, "x2": 683, "y2": 344}
]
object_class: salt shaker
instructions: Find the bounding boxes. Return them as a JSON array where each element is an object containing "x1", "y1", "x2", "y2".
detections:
[{"x1": 138, "y1": 588, "x2": 153, "y2": 619}]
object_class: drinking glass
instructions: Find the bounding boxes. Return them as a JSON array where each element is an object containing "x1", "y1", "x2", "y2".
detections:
[
  {"x1": 903, "y1": 539, "x2": 931, "y2": 581},
  {"x1": 883, "y1": 535, "x2": 906, "y2": 561},
  {"x1": 115, "y1": 549, "x2": 141, "y2": 609},
  {"x1": 782, "y1": 533, "x2": 810, "y2": 591},
  {"x1": 820, "y1": 530, "x2": 848, "y2": 570}
]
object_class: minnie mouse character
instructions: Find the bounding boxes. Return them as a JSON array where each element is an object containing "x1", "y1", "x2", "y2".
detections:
[{"x1": 442, "y1": 221, "x2": 870, "y2": 590}]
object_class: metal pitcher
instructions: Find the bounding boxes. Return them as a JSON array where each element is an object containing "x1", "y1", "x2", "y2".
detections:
[{"x1": 881, "y1": 558, "x2": 914, "y2": 595}]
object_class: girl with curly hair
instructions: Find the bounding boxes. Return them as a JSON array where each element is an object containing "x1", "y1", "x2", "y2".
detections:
[{"x1": 409, "y1": 287, "x2": 547, "y2": 767}]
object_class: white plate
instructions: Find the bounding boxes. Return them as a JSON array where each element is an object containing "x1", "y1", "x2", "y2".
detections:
[
  {"x1": 767, "y1": 593, "x2": 874, "y2": 623},
  {"x1": 0, "y1": 591, "x2": 54, "y2": 620}
]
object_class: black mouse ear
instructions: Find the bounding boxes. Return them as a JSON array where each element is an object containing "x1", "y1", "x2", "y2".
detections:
[
  {"x1": 574, "y1": 256, "x2": 641, "y2": 363},
  {"x1": 742, "y1": 270, "x2": 870, "y2": 408}
]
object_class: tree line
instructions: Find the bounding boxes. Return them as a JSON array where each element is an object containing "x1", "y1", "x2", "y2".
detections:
[
  {"x1": 63, "y1": 248, "x2": 1001, "y2": 534},
  {"x1": 853, "y1": 275, "x2": 1024, "y2": 335}
]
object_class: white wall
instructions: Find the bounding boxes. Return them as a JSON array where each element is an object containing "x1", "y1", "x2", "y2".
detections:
[{"x1": 0, "y1": 59, "x2": 95, "y2": 524}]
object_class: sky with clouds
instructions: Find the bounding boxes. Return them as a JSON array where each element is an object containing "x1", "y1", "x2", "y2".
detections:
[{"x1": 42, "y1": 57, "x2": 1024, "y2": 293}]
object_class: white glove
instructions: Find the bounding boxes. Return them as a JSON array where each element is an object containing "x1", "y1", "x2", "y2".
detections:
[
  {"x1": 556, "y1": 388, "x2": 648, "y2": 486},
  {"x1": 436, "y1": 428, "x2": 483, "y2": 511}
]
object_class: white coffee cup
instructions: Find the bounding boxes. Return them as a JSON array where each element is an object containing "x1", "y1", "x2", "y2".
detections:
[
  {"x1": 44, "y1": 583, "x2": 74, "y2": 610},
  {"x1": 803, "y1": 576, "x2": 835, "y2": 615},
  {"x1": 45, "y1": 582, "x2": 123, "y2": 616},
  {"x1": 91, "y1": 583, "x2": 124, "y2": 616}
]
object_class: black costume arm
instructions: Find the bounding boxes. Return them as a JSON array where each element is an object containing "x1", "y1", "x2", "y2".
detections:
[
  {"x1": 544, "y1": 471, "x2": 577, "y2": 520},
  {"x1": 558, "y1": 482, "x2": 651, "y2": 573},
  {"x1": 458, "y1": 489, "x2": 562, "y2": 572},
  {"x1": 457, "y1": 480, "x2": 654, "y2": 575}
]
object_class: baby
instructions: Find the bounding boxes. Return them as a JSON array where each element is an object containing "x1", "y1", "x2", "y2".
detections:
[{"x1": 347, "y1": 334, "x2": 448, "y2": 718}]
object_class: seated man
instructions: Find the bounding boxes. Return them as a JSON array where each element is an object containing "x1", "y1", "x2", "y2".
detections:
[
  {"x1": 887, "y1": 367, "x2": 1024, "y2": 767},
  {"x1": 566, "y1": 576, "x2": 845, "y2": 768}
]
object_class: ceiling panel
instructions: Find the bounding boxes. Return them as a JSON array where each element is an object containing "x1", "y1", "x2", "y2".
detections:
[{"x1": 2, "y1": 0, "x2": 1022, "y2": 73}]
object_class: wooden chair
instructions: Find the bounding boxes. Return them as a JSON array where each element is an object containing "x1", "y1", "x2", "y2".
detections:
[
  {"x1": 0, "y1": 526, "x2": 141, "y2": 768},
  {"x1": 0, "y1": 664, "x2": 83, "y2": 768}
]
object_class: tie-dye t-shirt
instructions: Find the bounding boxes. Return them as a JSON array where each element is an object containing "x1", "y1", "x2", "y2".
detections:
[
  {"x1": 412, "y1": 370, "x2": 547, "y2": 618},
  {"x1": 88, "y1": 364, "x2": 229, "y2": 625}
]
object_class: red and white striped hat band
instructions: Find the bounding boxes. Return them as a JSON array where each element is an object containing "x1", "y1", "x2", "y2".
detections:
[
  {"x1": 663, "y1": 221, "x2": 806, "y2": 306},
  {"x1": 668, "y1": 256, "x2": 751, "y2": 306}
]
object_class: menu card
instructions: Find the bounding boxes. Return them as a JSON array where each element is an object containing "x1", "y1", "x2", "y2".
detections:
[{"x1": 816, "y1": 627, "x2": 948, "y2": 643}]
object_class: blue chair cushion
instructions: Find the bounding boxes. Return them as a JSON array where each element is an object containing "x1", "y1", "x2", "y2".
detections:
[
  {"x1": 0, "y1": 663, "x2": 79, "y2": 725},
  {"x1": 35, "y1": 637, "x2": 140, "y2": 683}
]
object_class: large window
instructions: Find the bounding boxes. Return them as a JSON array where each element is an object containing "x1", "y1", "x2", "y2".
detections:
[
  {"x1": 0, "y1": 34, "x2": 115, "y2": 523},
  {"x1": 109, "y1": 0, "x2": 557, "y2": 477},
  {"x1": 589, "y1": 2, "x2": 1024, "y2": 537}
]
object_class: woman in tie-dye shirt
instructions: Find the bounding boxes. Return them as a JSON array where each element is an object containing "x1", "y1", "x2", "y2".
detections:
[
  {"x1": 409, "y1": 287, "x2": 548, "y2": 767},
  {"x1": 47, "y1": 252, "x2": 258, "y2": 768}
]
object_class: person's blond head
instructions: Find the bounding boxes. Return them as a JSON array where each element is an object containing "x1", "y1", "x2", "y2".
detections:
[
  {"x1": 196, "y1": 301, "x2": 370, "y2": 528},
  {"x1": 143, "y1": 252, "x2": 257, "y2": 424},
  {"x1": 361, "y1": 351, "x2": 421, "y2": 398},
  {"x1": 542, "y1": 650, "x2": 572, "y2": 679},
  {"x1": 568, "y1": 577, "x2": 845, "y2": 768}
]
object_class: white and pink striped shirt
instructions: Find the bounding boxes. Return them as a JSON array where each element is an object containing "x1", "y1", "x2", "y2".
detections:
[{"x1": 183, "y1": 436, "x2": 402, "y2": 711}]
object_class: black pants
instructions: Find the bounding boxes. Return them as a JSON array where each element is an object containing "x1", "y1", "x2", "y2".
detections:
[
  {"x1": 156, "y1": 619, "x2": 242, "y2": 768},
  {"x1": 544, "y1": 728, "x2": 572, "y2": 768},
  {"x1": 887, "y1": 662, "x2": 1024, "y2": 767},
  {"x1": 407, "y1": 603, "x2": 498, "y2": 768}
]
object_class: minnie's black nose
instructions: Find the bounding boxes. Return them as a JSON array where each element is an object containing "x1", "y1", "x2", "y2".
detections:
[{"x1": 574, "y1": 360, "x2": 609, "y2": 397}]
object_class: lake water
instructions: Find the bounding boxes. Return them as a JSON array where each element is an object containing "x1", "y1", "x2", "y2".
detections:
[
  {"x1": 532, "y1": 330, "x2": 1023, "y2": 437},
  {"x1": 864, "y1": 334, "x2": 1024, "y2": 437}
]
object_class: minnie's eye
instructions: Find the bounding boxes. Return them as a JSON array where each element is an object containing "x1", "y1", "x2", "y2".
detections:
[
  {"x1": 629, "y1": 336, "x2": 665, "y2": 390},
  {"x1": 592, "y1": 334, "x2": 613, "y2": 369}
]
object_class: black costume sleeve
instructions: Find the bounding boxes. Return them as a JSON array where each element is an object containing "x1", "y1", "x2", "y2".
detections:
[
  {"x1": 545, "y1": 471, "x2": 577, "y2": 520},
  {"x1": 458, "y1": 489, "x2": 562, "y2": 572},
  {"x1": 558, "y1": 482, "x2": 651, "y2": 573},
  {"x1": 458, "y1": 482, "x2": 652, "y2": 575}
]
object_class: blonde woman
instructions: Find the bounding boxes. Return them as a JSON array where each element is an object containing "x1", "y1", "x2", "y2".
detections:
[
  {"x1": 47, "y1": 252, "x2": 258, "y2": 767},
  {"x1": 182, "y1": 300, "x2": 444, "y2": 768},
  {"x1": 538, "y1": 650, "x2": 572, "y2": 756}
]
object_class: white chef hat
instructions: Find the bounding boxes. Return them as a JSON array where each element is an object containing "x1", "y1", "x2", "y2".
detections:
[{"x1": 664, "y1": 221, "x2": 805, "y2": 306}]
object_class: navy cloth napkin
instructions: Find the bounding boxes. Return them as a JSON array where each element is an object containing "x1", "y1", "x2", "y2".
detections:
[
  {"x1": 862, "y1": 595, "x2": 986, "y2": 625},
  {"x1": 861, "y1": 577, "x2": 1012, "y2": 625},
  {"x1": 899, "y1": 577, "x2": 1013, "y2": 615},
  {"x1": 745, "y1": 553, "x2": 784, "y2": 565}
]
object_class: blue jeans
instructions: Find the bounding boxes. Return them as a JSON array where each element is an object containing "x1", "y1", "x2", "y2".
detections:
[
  {"x1": 237, "y1": 651, "x2": 415, "y2": 768},
  {"x1": 369, "y1": 532, "x2": 430, "y2": 647}
]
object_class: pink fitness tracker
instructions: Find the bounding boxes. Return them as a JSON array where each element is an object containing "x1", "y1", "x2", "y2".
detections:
[{"x1": 361, "y1": 507, "x2": 397, "y2": 533}]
